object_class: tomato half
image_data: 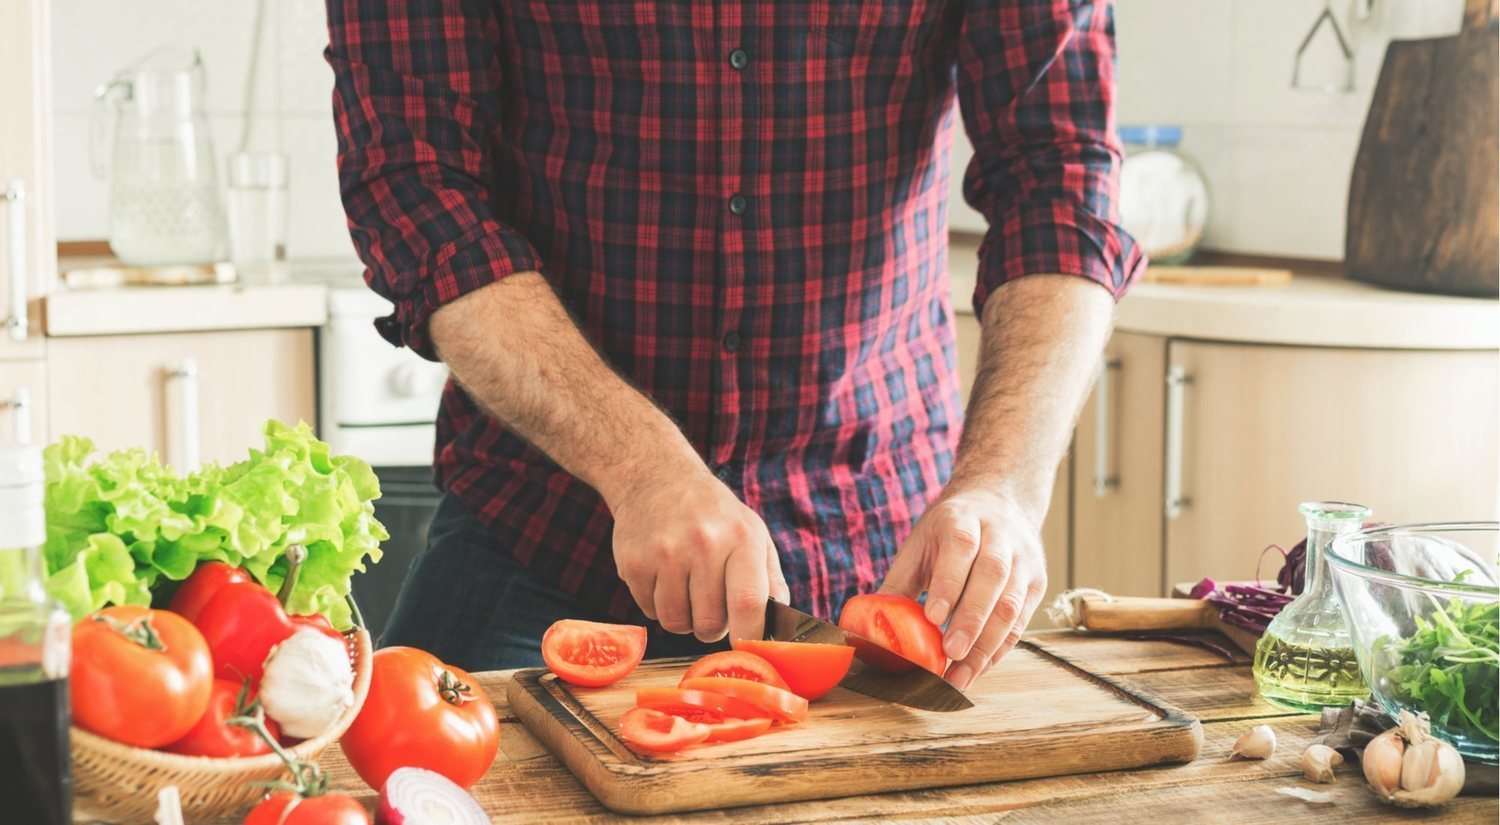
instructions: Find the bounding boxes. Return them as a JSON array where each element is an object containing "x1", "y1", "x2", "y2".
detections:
[
  {"x1": 167, "y1": 561, "x2": 253, "y2": 623},
  {"x1": 71, "y1": 606, "x2": 213, "y2": 748},
  {"x1": 617, "y1": 707, "x2": 711, "y2": 753},
  {"x1": 837, "y1": 594, "x2": 946, "y2": 676},
  {"x1": 243, "y1": 793, "x2": 370, "y2": 825},
  {"x1": 731, "y1": 639, "x2": 855, "y2": 701},
  {"x1": 635, "y1": 687, "x2": 771, "y2": 721},
  {"x1": 680, "y1": 650, "x2": 789, "y2": 690},
  {"x1": 195, "y1": 580, "x2": 296, "y2": 684},
  {"x1": 678, "y1": 677, "x2": 808, "y2": 724},
  {"x1": 541, "y1": 620, "x2": 647, "y2": 687},
  {"x1": 340, "y1": 647, "x2": 500, "y2": 790},
  {"x1": 166, "y1": 678, "x2": 281, "y2": 758}
]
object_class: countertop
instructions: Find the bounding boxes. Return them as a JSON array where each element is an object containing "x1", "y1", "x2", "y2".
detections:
[
  {"x1": 948, "y1": 235, "x2": 1500, "y2": 351},
  {"x1": 43, "y1": 282, "x2": 328, "y2": 337},
  {"x1": 211, "y1": 631, "x2": 1497, "y2": 824}
]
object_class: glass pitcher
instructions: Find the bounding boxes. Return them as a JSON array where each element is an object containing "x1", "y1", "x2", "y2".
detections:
[{"x1": 91, "y1": 47, "x2": 225, "y2": 266}]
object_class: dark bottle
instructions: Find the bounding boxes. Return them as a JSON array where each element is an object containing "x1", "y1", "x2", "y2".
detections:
[{"x1": 0, "y1": 445, "x2": 72, "y2": 825}]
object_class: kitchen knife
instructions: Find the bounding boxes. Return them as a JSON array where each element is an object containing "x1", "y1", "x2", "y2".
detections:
[{"x1": 764, "y1": 599, "x2": 974, "y2": 712}]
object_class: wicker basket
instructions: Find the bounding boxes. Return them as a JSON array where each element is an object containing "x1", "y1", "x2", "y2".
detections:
[{"x1": 71, "y1": 625, "x2": 374, "y2": 824}]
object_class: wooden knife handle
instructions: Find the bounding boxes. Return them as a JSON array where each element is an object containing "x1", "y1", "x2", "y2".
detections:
[{"x1": 1077, "y1": 597, "x2": 1215, "y2": 632}]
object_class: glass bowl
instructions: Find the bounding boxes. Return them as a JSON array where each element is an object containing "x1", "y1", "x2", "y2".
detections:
[{"x1": 1328, "y1": 522, "x2": 1498, "y2": 763}]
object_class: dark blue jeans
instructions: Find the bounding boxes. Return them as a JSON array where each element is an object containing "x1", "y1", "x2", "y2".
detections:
[{"x1": 381, "y1": 494, "x2": 725, "y2": 672}]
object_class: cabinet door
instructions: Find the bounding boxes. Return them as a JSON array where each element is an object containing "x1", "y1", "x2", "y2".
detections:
[
  {"x1": 953, "y1": 312, "x2": 1071, "y2": 604},
  {"x1": 1071, "y1": 332, "x2": 1167, "y2": 596},
  {"x1": 0, "y1": 360, "x2": 48, "y2": 446},
  {"x1": 0, "y1": 0, "x2": 54, "y2": 358},
  {"x1": 47, "y1": 330, "x2": 316, "y2": 467},
  {"x1": 1163, "y1": 341, "x2": 1500, "y2": 587}
]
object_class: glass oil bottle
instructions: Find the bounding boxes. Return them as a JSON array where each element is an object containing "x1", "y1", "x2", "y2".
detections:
[{"x1": 1252, "y1": 501, "x2": 1370, "y2": 712}]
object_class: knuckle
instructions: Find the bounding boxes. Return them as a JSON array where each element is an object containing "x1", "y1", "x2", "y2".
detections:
[
  {"x1": 975, "y1": 551, "x2": 1012, "y2": 580},
  {"x1": 687, "y1": 522, "x2": 719, "y2": 547},
  {"x1": 694, "y1": 614, "x2": 727, "y2": 638},
  {"x1": 994, "y1": 593, "x2": 1026, "y2": 623},
  {"x1": 729, "y1": 587, "x2": 765, "y2": 614},
  {"x1": 947, "y1": 527, "x2": 981, "y2": 555}
]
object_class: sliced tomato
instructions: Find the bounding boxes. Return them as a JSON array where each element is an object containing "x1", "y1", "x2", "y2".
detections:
[
  {"x1": 618, "y1": 707, "x2": 711, "y2": 753},
  {"x1": 635, "y1": 687, "x2": 771, "y2": 721},
  {"x1": 678, "y1": 676, "x2": 808, "y2": 724},
  {"x1": 838, "y1": 594, "x2": 946, "y2": 676},
  {"x1": 697, "y1": 715, "x2": 772, "y2": 743},
  {"x1": 541, "y1": 620, "x2": 647, "y2": 687},
  {"x1": 731, "y1": 639, "x2": 855, "y2": 701},
  {"x1": 680, "y1": 650, "x2": 789, "y2": 690}
]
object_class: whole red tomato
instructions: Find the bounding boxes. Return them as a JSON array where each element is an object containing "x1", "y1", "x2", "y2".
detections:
[
  {"x1": 72, "y1": 606, "x2": 213, "y2": 748},
  {"x1": 340, "y1": 647, "x2": 500, "y2": 790},
  {"x1": 195, "y1": 581, "x2": 296, "y2": 684},
  {"x1": 243, "y1": 792, "x2": 368, "y2": 825},
  {"x1": 165, "y1": 678, "x2": 281, "y2": 758},
  {"x1": 168, "y1": 561, "x2": 253, "y2": 623}
]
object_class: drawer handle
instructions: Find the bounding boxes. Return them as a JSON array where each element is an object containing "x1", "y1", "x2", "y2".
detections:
[
  {"x1": 1093, "y1": 357, "x2": 1122, "y2": 498},
  {"x1": 1164, "y1": 365, "x2": 1193, "y2": 519},
  {"x1": 168, "y1": 360, "x2": 201, "y2": 471},
  {"x1": 3, "y1": 180, "x2": 27, "y2": 342},
  {"x1": 0, "y1": 387, "x2": 31, "y2": 444}
]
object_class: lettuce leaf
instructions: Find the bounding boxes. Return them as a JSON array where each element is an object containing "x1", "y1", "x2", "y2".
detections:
[{"x1": 41, "y1": 420, "x2": 386, "y2": 629}]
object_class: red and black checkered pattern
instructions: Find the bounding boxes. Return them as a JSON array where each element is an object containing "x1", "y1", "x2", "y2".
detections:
[{"x1": 327, "y1": 0, "x2": 1143, "y2": 622}]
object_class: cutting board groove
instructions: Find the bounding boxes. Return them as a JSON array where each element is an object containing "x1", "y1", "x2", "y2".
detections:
[{"x1": 509, "y1": 641, "x2": 1202, "y2": 815}]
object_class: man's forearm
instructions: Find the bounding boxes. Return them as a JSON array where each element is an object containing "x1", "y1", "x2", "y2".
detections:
[
  {"x1": 952, "y1": 275, "x2": 1115, "y2": 520},
  {"x1": 429, "y1": 273, "x2": 701, "y2": 506}
]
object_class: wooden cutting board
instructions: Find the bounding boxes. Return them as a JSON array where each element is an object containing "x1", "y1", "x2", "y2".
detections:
[
  {"x1": 1345, "y1": 0, "x2": 1498, "y2": 296},
  {"x1": 508, "y1": 642, "x2": 1202, "y2": 815}
]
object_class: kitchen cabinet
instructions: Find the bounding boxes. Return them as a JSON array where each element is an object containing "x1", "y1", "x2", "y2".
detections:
[
  {"x1": 0, "y1": 359, "x2": 48, "y2": 446},
  {"x1": 47, "y1": 329, "x2": 316, "y2": 468},
  {"x1": 952, "y1": 312, "x2": 1072, "y2": 606},
  {"x1": 0, "y1": 0, "x2": 55, "y2": 360}
]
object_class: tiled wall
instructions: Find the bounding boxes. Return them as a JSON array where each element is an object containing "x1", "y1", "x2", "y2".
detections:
[{"x1": 54, "y1": 0, "x2": 1464, "y2": 263}]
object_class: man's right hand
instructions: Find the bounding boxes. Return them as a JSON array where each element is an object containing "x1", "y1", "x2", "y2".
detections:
[{"x1": 608, "y1": 464, "x2": 789, "y2": 644}]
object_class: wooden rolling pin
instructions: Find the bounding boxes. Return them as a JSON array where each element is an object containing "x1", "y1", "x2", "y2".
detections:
[
  {"x1": 1074, "y1": 596, "x2": 1216, "y2": 633},
  {"x1": 1141, "y1": 266, "x2": 1293, "y2": 286}
]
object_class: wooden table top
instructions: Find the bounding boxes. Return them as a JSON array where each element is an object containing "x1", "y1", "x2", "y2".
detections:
[{"x1": 217, "y1": 630, "x2": 1498, "y2": 823}]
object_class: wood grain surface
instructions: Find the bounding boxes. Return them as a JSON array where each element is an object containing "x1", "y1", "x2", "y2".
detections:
[
  {"x1": 507, "y1": 642, "x2": 1202, "y2": 814},
  {"x1": 201, "y1": 631, "x2": 1499, "y2": 824}
]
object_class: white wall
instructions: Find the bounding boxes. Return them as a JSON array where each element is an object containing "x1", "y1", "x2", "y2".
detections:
[
  {"x1": 51, "y1": 0, "x2": 354, "y2": 261},
  {"x1": 54, "y1": 0, "x2": 1464, "y2": 264}
]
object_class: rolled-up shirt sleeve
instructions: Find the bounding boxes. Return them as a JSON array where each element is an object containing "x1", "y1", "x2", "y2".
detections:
[
  {"x1": 326, "y1": 0, "x2": 541, "y2": 359},
  {"x1": 956, "y1": 0, "x2": 1145, "y2": 316}
]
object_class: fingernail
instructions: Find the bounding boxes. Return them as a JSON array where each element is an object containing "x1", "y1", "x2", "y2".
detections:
[
  {"x1": 925, "y1": 598, "x2": 950, "y2": 625},
  {"x1": 947, "y1": 663, "x2": 974, "y2": 691},
  {"x1": 945, "y1": 630, "x2": 971, "y2": 661}
]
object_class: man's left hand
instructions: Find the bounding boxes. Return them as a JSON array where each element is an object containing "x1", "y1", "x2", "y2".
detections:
[{"x1": 878, "y1": 486, "x2": 1047, "y2": 691}]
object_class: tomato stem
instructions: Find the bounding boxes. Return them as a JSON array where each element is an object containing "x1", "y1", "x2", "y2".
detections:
[
  {"x1": 94, "y1": 613, "x2": 166, "y2": 652},
  {"x1": 275, "y1": 544, "x2": 308, "y2": 608},
  {"x1": 438, "y1": 669, "x2": 476, "y2": 706},
  {"x1": 228, "y1": 705, "x2": 329, "y2": 799}
]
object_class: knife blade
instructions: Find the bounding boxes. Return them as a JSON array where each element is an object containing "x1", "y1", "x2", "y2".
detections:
[{"x1": 764, "y1": 599, "x2": 974, "y2": 712}]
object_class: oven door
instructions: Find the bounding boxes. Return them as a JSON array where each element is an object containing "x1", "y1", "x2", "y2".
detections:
[{"x1": 353, "y1": 465, "x2": 443, "y2": 640}]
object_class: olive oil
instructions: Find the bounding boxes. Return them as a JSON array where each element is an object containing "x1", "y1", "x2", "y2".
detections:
[{"x1": 1252, "y1": 632, "x2": 1367, "y2": 712}]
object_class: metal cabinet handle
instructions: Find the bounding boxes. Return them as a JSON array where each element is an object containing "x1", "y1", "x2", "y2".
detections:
[
  {"x1": 168, "y1": 360, "x2": 201, "y2": 471},
  {"x1": 1093, "y1": 357, "x2": 1122, "y2": 498},
  {"x1": 3, "y1": 180, "x2": 27, "y2": 342},
  {"x1": 1164, "y1": 365, "x2": 1192, "y2": 519},
  {"x1": 0, "y1": 388, "x2": 31, "y2": 444}
]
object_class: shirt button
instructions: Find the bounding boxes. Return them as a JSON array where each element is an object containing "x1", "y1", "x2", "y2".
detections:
[
  {"x1": 722, "y1": 331, "x2": 741, "y2": 353},
  {"x1": 714, "y1": 463, "x2": 734, "y2": 483},
  {"x1": 728, "y1": 194, "x2": 748, "y2": 215},
  {"x1": 728, "y1": 48, "x2": 749, "y2": 70}
]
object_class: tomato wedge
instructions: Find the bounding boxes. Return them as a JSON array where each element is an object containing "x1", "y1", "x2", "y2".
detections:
[
  {"x1": 731, "y1": 639, "x2": 855, "y2": 701},
  {"x1": 635, "y1": 687, "x2": 770, "y2": 721},
  {"x1": 541, "y1": 620, "x2": 647, "y2": 687},
  {"x1": 680, "y1": 650, "x2": 789, "y2": 690},
  {"x1": 696, "y1": 715, "x2": 772, "y2": 743},
  {"x1": 678, "y1": 677, "x2": 808, "y2": 724},
  {"x1": 838, "y1": 594, "x2": 946, "y2": 676},
  {"x1": 618, "y1": 707, "x2": 711, "y2": 753}
]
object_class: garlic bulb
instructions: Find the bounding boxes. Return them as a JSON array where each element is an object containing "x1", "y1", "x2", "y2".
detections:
[
  {"x1": 1300, "y1": 744, "x2": 1343, "y2": 783},
  {"x1": 1231, "y1": 725, "x2": 1277, "y2": 760},
  {"x1": 1363, "y1": 711, "x2": 1465, "y2": 808},
  {"x1": 260, "y1": 628, "x2": 355, "y2": 739}
]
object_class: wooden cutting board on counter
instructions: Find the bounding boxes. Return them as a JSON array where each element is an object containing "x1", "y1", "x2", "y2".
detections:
[{"x1": 508, "y1": 642, "x2": 1203, "y2": 815}]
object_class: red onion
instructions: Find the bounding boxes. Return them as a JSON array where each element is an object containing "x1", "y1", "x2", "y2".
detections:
[{"x1": 377, "y1": 767, "x2": 488, "y2": 825}]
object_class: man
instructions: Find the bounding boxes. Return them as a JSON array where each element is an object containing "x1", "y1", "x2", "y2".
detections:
[{"x1": 327, "y1": 0, "x2": 1141, "y2": 690}]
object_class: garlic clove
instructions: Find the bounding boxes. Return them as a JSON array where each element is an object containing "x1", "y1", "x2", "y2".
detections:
[
  {"x1": 1391, "y1": 738, "x2": 1466, "y2": 809},
  {"x1": 1362, "y1": 727, "x2": 1406, "y2": 798},
  {"x1": 1300, "y1": 744, "x2": 1343, "y2": 783},
  {"x1": 1231, "y1": 724, "x2": 1277, "y2": 760}
]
